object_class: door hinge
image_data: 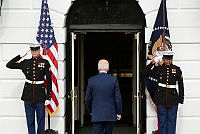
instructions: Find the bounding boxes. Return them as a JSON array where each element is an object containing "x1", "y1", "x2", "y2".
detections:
[
  {"x1": 73, "y1": 34, "x2": 77, "y2": 40},
  {"x1": 134, "y1": 34, "x2": 137, "y2": 40}
]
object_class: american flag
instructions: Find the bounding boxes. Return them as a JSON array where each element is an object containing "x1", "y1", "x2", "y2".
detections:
[{"x1": 36, "y1": 0, "x2": 59, "y2": 117}]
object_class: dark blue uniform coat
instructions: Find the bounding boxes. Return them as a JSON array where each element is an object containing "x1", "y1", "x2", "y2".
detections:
[
  {"x1": 6, "y1": 55, "x2": 52, "y2": 103},
  {"x1": 85, "y1": 73, "x2": 122, "y2": 122}
]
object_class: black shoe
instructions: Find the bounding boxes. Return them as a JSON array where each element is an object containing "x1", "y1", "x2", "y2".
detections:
[
  {"x1": 45, "y1": 129, "x2": 58, "y2": 134},
  {"x1": 152, "y1": 130, "x2": 158, "y2": 134}
]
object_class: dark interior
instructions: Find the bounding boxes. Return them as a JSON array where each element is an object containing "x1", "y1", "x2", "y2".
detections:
[{"x1": 82, "y1": 32, "x2": 136, "y2": 126}]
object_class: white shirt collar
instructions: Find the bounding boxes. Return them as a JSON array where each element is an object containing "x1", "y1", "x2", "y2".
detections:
[{"x1": 99, "y1": 71, "x2": 107, "y2": 73}]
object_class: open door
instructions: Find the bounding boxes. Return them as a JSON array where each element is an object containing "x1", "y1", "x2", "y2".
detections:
[
  {"x1": 66, "y1": 32, "x2": 77, "y2": 134},
  {"x1": 136, "y1": 32, "x2": 146, "y2": 134},
  {"x1": 66, "y1": 32, "x2": 146, "y2": 134}
]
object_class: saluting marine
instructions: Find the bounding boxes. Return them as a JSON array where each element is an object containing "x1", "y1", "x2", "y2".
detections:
[
  {"x1": 146, "y1": 51, "x2": 184, "y2": 134},
  {"x1": 6, "y1": 44, "x2": 52, "y2": 134}
]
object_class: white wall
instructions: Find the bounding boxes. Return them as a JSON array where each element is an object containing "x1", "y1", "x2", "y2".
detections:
[
  {"x1": 0, "y1": 0, "x2": 70, "y2": 134},
  {"x1": 139, "y1": 0, "x2": 200, "y2": 133}
]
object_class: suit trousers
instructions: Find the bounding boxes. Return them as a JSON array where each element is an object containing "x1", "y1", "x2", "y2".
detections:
[
  {"x1": 24, "y1": 102, "x2": 45, "y2": 134},
  {"x1": 93, "y1": 121, "x2": 115, "y2": 134},
  {"x1": 157, "y1": 105, "x2": 178, "y2": 134}
]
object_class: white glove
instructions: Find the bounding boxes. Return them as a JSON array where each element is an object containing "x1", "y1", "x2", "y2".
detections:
[
  {"x1": 153, "y1": 55, "x2": 162, "y2": 63},
  {"x1": 117, "y1": 115, "x2": 121, "y2": 120},
  {"x1": 45, "y1": 100, "x2": 50, "y2": 106}
]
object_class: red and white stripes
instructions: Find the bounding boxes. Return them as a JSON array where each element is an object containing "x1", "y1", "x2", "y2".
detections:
[{"x1": 42, "y1": 43, "x2": 59, "y2": 116}]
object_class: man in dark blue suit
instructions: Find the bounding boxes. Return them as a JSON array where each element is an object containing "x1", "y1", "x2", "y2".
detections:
[{"x1": 85, "y1": 59, "x2": 122, "y2": 134}]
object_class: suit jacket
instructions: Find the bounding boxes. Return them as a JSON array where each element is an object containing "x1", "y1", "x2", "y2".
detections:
[{"x1": 85, "y1": 72, "x2": 122, "y2": 122}]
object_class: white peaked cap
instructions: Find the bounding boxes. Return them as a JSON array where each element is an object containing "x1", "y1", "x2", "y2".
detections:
[
  {"x1": 29, "y1": 43, "x2": 41, "y2": 48},
  {"x1": 162, "y1": 51, "x2": 174, "y2": 56}
]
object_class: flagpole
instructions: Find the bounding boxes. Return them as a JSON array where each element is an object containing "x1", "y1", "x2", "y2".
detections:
[
  {"x1": 162, "y1": 0, "x2": 165, "y2": 48},
  {"x1": 44, "y1": 0, "x2": 51, "y2": 130},
  {"x1": 41, "y1": 0, "x2": 51, "y2": 130},
  {"x1": 162, "y1": 0, "x2": 168, "y2": 51},
  {"x1": 42, "y1": 0, "x2": 47, "y2": 55}
]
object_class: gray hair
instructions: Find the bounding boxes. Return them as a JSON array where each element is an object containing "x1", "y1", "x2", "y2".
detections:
[{"x1": 98, "y1": 59, "x2": 109, "y2": 71}]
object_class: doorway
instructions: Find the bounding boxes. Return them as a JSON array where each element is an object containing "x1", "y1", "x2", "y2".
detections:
[
  {"x1": 73, "y1": 32, "x2": 138, "y2": 134},
  {"x1": 65, "y1": 0, "x2": 146, "y2": 133}
]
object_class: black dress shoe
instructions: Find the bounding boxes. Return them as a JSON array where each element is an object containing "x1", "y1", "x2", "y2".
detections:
[{"x1": 152, "y1": 130, "x2": 158, "y2": 134}]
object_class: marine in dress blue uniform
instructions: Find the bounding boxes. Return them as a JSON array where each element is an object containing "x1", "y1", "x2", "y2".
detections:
[
  {"x1": 146, "y1": 51, "x2": 184, "y2": 134},
  {"x1": 6, "y1": 44, "x2": 52, "y2": 134},
  {"x1": 85, "y1": 59, "x2": 122, "y2": 134}
]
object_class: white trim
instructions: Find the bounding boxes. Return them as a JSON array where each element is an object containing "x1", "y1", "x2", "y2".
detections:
[
  {"x1": 136, "y1": 32, "x2": 140, "y2": 134},
  {"x1": 71, "y1": 32, "x2": 75, "y2": 134}
]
